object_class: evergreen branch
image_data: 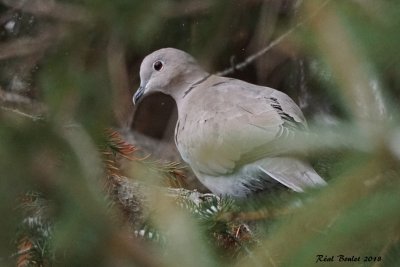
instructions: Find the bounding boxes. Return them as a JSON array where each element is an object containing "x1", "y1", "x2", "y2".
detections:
[
  {"x1": 140, "y1": 159, "x2": 187, "y2": 187},
  {"x1": 15, "y1": 193, "x2": 53, "y2": 267},
  {"x1": 105, "y1": 129, "x2": 137, "y2": 158},
  {"x1": 134, "y1": 221, "x2": 166, "y2": 244},
  {"x1": 103, "y1": 129, "x2": 187, "y2": 186},
  {"x1": 102, "y1": 129, "x2": 139, "y2": 177},
  {"x1": 173, "y1": 190, "x2": 255, "y2": 254},
  {"x1": 15, "y1": 237, "x2": 36, "y2": 267}
]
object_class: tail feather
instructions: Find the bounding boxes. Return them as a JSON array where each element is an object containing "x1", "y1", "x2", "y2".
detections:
[{"x1": 257, "y1": 157, "x2": 327, "y2": 192}]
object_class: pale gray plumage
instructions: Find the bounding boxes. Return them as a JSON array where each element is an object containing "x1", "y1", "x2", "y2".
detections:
[{"x1": 133, "y1": 48, "x2": 326, "y2": 198}]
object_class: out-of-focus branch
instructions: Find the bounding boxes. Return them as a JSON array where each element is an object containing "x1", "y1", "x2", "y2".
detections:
[
  {"x1": 0, "y1": 31, "x2": 55, "y2": 60},
  {"x1": 0, "y1": 0, "x2": 90, "y2": 23},
  {"x1": 372, "y1": 234, "x2": 399, "y2": 267},
  {"x1": 305, "y1": 0, "x2": 387, "y2": 122},
  {"x1": 0, "y1": 87, "x2": 46, "y2": 119},
  {"x1": 161, "y1": 1, "x2": 211, "y2": 18},
  {"x1": 0, "y1": 88, "x2": 32, "y2": 105},
  {"x1": 216, "y1": 0, "x2": 331, "y2": 76},
  {"x1": 107, "y1": 35, "x2": 134, "y2": 129},
  {"x1": 161, "y1": 0, "x2": 265, "y2": 18}
]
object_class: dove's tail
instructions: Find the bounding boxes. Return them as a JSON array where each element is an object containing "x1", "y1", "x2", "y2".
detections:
[{"x1": 257, "y1": 157, "x2": 327, "y2": 192}]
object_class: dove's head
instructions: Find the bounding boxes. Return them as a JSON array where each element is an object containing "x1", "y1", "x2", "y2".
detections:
[{"x1": 133, "y1": 48, "x2": 208, "y2": 105}]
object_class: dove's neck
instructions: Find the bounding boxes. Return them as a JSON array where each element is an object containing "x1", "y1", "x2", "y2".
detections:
[{"x1": 172, "y1": 72, "x2": 211, "y2": 107}]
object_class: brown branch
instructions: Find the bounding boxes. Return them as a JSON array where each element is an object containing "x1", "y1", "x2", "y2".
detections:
[
  {"x1": 216, "y1": 0, "x2": 332, "y2": 76},
  {"x1": 0, "y1": 31, "x2": 54, "y2": 60}
]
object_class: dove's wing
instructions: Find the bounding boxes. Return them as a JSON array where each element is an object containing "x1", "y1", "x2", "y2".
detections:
[{"x1": 177, "y1": 77, "x2": 303, "y2": 172}]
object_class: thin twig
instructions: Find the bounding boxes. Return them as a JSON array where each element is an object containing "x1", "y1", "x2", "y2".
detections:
[
  {"x1": 216, "y1": 0, "x2": 331, "y2": 76},
  {"x1": 0, "y1": 106, "x2": 43, "y2": 121}
]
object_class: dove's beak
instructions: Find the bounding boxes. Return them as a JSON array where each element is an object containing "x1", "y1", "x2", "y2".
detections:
[{"x1": 133, "y1": 86, "x2": 145, "y2": 105}]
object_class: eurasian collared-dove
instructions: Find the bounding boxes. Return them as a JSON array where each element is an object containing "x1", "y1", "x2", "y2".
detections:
[{"x1": 133, "y1": 48, "x2": 326, "y2": 197}]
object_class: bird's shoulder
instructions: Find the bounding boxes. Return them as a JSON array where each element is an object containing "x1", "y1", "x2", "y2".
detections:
[{"x1": 181, "y1": 75, "x2": 306, "y2": 128}]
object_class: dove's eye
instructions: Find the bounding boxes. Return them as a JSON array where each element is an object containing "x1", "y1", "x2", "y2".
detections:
[{"x1": 153, "y1": 60, "x2": 164, "y2": 71}]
